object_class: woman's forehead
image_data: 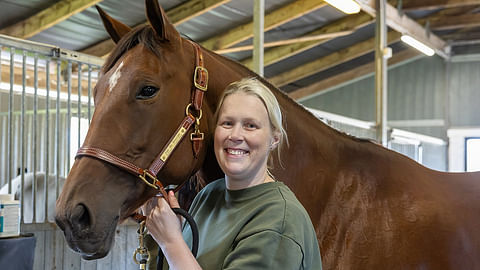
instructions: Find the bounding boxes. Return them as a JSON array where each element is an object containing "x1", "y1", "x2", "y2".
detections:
[{"x1": 221, "y1": 92, "x2": 268, "y2": 119}]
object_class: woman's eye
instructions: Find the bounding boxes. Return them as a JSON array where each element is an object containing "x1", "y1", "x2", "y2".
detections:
[
  {"x1": 245, "y1": 123, "x2": 257, "y2": 129},
  {"x1": 136, "y1": 86, "x2": 159, "y2": 99},
  {"x1": 222, "y1": 121, "x2": 232, "y2": 127}
]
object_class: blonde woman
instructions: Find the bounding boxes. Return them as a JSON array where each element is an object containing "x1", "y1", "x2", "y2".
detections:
[{"x1": 144, "y1": 77, "x2": 322, "y2": 269}]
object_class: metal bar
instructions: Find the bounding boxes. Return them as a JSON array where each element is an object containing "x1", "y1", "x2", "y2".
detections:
[
  {"x1": 253, "y1": 0, "x2": 265, "y2": 76},
  {"x1": 67, "y1": 61, "x2": 72, "y2": 172},
  {"x1": 21, "y1": 50, "x2": 26, "y2": 224},
  {"x1": 375, "y1": 0, "x2": 388, "y2": 146},
  {"x1": 0, "y1": 34, "x2": 104, "y2": 65},
  {"x1": 77, "y1": 63, "x2": 82, "y2": 150},
  {"x1": 56, "y1": 61, "x2": 61, "y2": 199},
  {"x1": 88, "y1": 65, "x2": 92, "y2": 123},
  {"x1": 8, "y1": 47, "x2": 14, "y2": 194},
  {"x1": 44, "y1": 59, "x2": 50, "y2": 223},
  {"x1": 33, "y1": 53, "x2": 38, "y2": 223}
]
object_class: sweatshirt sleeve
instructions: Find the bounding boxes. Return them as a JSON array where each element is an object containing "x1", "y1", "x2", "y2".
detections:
[{"x1": 222, "y1": 230, "x2": 304, "y2": 270}]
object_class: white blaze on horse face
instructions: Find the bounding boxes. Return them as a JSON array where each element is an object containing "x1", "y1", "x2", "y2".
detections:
[{"x1": 108, "y1": 61, "x2": 124, "y2": 93}]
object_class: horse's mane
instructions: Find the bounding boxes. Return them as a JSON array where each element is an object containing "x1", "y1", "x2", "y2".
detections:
[
  {"x1": 202, "y1": 46, "x2": 373, "y2": 144},
  {"x1": 102, "y1": 25, "x2": 163, "y2": 73}
]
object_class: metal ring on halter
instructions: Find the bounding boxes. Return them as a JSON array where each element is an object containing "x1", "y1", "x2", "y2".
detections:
[{"x1": 185, "y1": 103, "x2": 202, "y2": 120}]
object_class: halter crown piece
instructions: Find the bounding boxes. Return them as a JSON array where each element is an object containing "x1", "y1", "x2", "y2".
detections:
[{"x1": 75, "y1": 41, "x2": 208, "y2": 217}]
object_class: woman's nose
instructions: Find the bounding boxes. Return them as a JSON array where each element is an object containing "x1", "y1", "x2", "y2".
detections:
[{"x1": 229, "y1": 124, "x2": 243, "y2": 141}]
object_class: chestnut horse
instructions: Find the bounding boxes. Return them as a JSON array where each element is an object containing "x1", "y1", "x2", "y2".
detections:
[{"x1": 55, "y1": 1, "x2": 480, "y2": 269}]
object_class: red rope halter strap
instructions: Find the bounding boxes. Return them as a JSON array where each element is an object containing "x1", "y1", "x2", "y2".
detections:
[{"x1": 75, "y1": 41, "x2": 207, "y2": 221}]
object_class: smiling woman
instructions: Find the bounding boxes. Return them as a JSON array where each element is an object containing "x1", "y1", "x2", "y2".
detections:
[{"x1": 144, "y1": 77, "x2": 323, "y2": 269}]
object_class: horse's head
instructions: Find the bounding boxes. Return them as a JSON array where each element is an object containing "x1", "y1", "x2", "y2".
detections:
[{"x1": 55, "y1": 0, "x2": 215, "y2": 259}]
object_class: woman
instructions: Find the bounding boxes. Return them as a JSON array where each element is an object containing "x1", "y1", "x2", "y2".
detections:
[{"x1": 144, "y1": 77, "x2": 322, "y2": 269}]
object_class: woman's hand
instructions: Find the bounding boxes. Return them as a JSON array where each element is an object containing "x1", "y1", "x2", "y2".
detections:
[{"x1": 142, "y1": 191, "x2": 183, "y2": 248}]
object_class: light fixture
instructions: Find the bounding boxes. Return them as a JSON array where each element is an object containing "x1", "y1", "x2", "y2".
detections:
[
  {"x1": 401, "y1": 35, "x2": 435, "y2": 56},
  {"x1": 325, "y1": 0, "x2": 361, "y2": 14}
]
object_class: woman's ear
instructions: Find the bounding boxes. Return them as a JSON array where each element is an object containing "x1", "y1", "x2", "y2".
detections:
[{"x1": 270, "y1": 132, "x2": 281, "y2": 150}]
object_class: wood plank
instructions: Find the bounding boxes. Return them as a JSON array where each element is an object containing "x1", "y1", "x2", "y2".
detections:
[
  {"x1": 430, "y1": 13, "x2": 480, "y2": 31},
  {"x1": 111, "y1": 225, "x2": 127, "y2": 270},
  {"x1": 201, "y1": 0, "x2": 327, "y2": 51},
  {"x1": 393, "y1": 0, "x2": 480, "y2": 11},
  {"x1": 241, "y1": 12, "x2": 374, "y2": 68},
  {"x1": 63, "y1": 243, "x2": 82, "y2": 270},
  {"x1": 269, "y1": 31, "x2": 402, "y2": 87},
  {"x1": 356, "y1": 0, "x2": 448, "y2": 58},
  {"x1": 80, "y1": 258, "x2": 97, "y2": 270},
  {"x1": 81, "y1": 0, "x2": 231, "y2": 57},
  {"x1": 0, "y1": 0, "x2": 103, "y2": 39},
  {"x1": 289, "y1": 49, "x2": 421, "y2": 100},
  {"x1": 126, "y1": 225, "x2": 140, "y2": 270},
  {"x1": 32, "y1": 230, "x2": 46, "y2": 270}
]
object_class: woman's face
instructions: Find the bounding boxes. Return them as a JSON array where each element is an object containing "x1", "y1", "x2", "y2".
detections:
[{"x1": 214, "y1": 92, "x2": 277, "y2": 184}]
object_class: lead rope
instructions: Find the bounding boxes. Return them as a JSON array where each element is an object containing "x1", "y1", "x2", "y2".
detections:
[{"x1": 133, "y1": 207, "x2": 199, "y2": 270}]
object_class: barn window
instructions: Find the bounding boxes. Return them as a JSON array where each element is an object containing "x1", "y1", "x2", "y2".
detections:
[
  {"x1": 466, "y1": 138, "x2": 480, "y2": 172},
  {"x1": 447, "y1": 128, "x2": 480, "y2": 172}
]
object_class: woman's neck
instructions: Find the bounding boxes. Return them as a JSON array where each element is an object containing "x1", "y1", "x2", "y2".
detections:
[{"x1": 225, "y1": 170, "x2": 274, "y2": 190}]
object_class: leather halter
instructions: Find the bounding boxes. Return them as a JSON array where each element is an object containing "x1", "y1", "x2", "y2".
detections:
[{"x1": 75, "y1": 41, "x2": 208, "y2": 221}]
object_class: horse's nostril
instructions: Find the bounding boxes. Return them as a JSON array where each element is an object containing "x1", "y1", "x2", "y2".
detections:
[{"x1": 71, "y1": 203, "x2": 91, "y2": 231}]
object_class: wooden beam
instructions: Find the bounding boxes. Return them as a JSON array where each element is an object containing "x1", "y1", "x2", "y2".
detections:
[
  {"x1": 215, "y1": 31, "x2": 353, "y2": 54},
  {"x1": 356, "y1": 0, "x2": 448, "y2": 58},
  {"x1": 393, "y1": 0, "x2": 480, "y2": 11},
  {"x1": 288, "y1": 49, "x2": 421, "y2": 100},
  {"x1": 430, "y1": 13, "x2": 480, "y2": 31},
  {"x1": 269, "y1": 31, "x2": 402, "y2": 87},
  {"x1": 201, "y1": 0, "x2": 327, "y2": 51},
  {"x1": 0, "y1": 63, "x2": 95, "y2": 96},
  {"x1": 268, "y1": 7, "x2": 460, "y2": 88},
  {"x1": 81, "y1": 0, "x2": 231, "y2": 57},
  {"x1": 241, "y1": 12, "x2": 374, "y2": 68},
  {"x1": 0, "y1": 0, "x2": 103, "y2": 39}
]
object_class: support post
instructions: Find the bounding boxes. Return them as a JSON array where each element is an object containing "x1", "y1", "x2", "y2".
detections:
[
  {"x1": 375, "y1": 0, "x2": 388, "y2": 146},
  {"x1": 253, "y1": 0, "x2": 264, "y2": 76}
]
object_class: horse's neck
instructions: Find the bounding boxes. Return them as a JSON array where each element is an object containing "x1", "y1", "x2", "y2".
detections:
[{"x1": 200, "y1": 49, "x2": 348, "y2": 193}]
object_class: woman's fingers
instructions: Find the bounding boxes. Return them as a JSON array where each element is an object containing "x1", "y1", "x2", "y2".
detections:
[{"x1": 167, "y1": 191, "x2": 180, "y2": 208}]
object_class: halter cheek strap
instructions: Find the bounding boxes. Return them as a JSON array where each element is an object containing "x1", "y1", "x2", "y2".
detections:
[{"x1": 75, "y1": 41, "x2": 207, "y2": 220}]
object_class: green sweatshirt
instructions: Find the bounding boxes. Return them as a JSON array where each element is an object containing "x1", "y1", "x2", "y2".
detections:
[{"x1": 176, "y1": 178, "x2": 322, "y2": 270}]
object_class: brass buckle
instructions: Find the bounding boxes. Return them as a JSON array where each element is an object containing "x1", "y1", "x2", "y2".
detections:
[
  {"x1": 138, "y1": 170, "x2": 159, "y2": 190},
  {"x1": 194, "y1": 66, "x2": 208, "y2": 91},
  {"x1": 190, "y1": 132, "x2": 204, "y2": 141}
]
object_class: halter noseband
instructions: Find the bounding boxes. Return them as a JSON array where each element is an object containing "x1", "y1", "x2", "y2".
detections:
[{"x1": 75, "y1": 41, "x2": 208, "y2": 221}]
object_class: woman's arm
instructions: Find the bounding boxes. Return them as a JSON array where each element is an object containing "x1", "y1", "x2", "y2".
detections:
[{"x1": 143, "y1": 191, "x2": 202, "y2": 270}]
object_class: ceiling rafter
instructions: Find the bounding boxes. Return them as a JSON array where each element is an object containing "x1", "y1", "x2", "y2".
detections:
[
  {"x1": 0, "y1": 0, "x2": 103, "y2": 39},
  {"x1": 81, "y1": 0, "x2": 231, "y2": 57},
  {"x1": 356, "y1": 0, "x2": 448, "y2": 59},
  {"x1": 200, "y1": 0, "x2": 327, "y2": 51},
  {"x1": 268, "y1": 5, "x2": 464, "y2": 88},
  {"x1": 392, "y1": 0, "x2": 480, "y2": 11},
  {"x1": 269, "y1": 31, "x2": 402, "y2": 87},
  {"x1": 240, "y1": 12, "x2": 374, "y2": 69},
  {"x1": 430, "y1": 13, "x2": 480, "y2": 31},
  {"x1": 288, "y1": 49, "x2": 421, "y2": 100}
]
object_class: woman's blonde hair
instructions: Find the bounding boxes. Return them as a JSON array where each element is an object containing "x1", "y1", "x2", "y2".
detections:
[{"x1": 214, "y1": 77, "x2": 288, "y2": 168}]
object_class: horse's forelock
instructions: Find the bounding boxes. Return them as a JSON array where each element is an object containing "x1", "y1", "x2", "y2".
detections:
[{"x1": 102, "y1": 25, "x2": 164, "y2": 74}]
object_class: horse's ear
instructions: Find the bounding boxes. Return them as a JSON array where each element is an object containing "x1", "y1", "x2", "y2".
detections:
[
  {"x1": 95, "y1": 5, "x2": 132, "y2": 44},
  {"x1": 145, "y1": 0, "x2": 179, "y2": 42}
]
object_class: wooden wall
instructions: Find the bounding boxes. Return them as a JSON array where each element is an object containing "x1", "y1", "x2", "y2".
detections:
[{"x1": 22, "y1": 223, "x2": 143, "y2": 270}]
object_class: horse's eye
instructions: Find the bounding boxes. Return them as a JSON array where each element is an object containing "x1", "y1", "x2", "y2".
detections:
[{"x1": 136, "y1": 86, "x2": 159, "y2": 99}]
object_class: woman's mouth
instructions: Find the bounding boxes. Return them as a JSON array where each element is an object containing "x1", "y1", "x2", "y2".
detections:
[{"x1": 225, "y1": 148, "x2": 249, "y2": 156}]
